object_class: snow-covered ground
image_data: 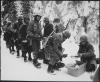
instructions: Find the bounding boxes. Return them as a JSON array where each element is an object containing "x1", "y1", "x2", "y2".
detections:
[{"x1": 1, "y1": 35, "x2": 99, "y2": 81}]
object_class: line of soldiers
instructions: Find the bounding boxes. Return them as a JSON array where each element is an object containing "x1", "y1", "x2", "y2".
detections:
[{"x1": 1, "y1": 15, "x2": 99, "y2": 74}]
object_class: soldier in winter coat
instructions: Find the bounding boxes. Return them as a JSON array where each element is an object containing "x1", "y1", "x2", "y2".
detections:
[
  {"x1": 78, "y1": 35, "x2": 97, "y2": 72},
  {"x1": 41, "y1": 17, "x2": 54, "y2": 64},
  {"x1": 13, "y1": 16, "x2": 23, "y2": 40},
  {"x1": 43, "y1": 17, "x2": 53, "y2": 37},
  {"x1": 27, "y1": 15, "x2": 42, "y2": 68},
  {"x1": 12, "y1": 16, "x2": 23, "y2": 57},
  {"x1": 19, "y1": 17, "x2": 32, "y2": 62},
  {"x1": 44, "y1": 30, "x2": 71, "y2": 73},
  {"x1": 3, "y1": 22, "x2": 15, "y2": 53},
  {"x1": 53, "y1": 18, "x2": 65, "y2": 33},
  {"x1": 2, "y1": 21, "x2": 7, "y2": 32}
]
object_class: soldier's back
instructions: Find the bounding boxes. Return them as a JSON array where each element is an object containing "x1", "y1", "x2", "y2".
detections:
[
  {"x1": 52, "y1": 32, "x2": 63, "y2": 43},
  {"x1": 55, "y1": 24, "x2": 65, "y2": 33}
]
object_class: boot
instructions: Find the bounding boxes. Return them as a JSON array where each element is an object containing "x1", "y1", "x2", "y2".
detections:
[
  {"x1": 23, "y1": 52, "x2": 27, "y2": 62},
  {"x1": 24, "y1": 58, "x2": 27, "y2": 62},
  {"x1": 28, "y1": 52, "x2": 32, "y2": 61},
  {"x1": 43, "y1": 59, "x2": 49, "y2": 64},
  {"x1": 33, "y1": 59, "x2": 41, "y2": 68},
  {"x1": 22, "y1": 54, "x2": 24, "y2": 57},
  {"x1": 28, "y1": 57, "x2": 32, "y2": 61},
  {"x1": 11, "y1": 51, "x2": 15, "y2": 55},
  {"x1": 17, "y1": 50, "x2": 20, "y2": 58},
  {"x1": 47, "y1": 64, "x2": 54, "y2": 73},
  {"x1": 11, "y1": 47, "x2": 15, "y2": 54},
  {"x1": 12, "y1": 47, "x2": 15, "y2": 52},
  {"x1": 22, "y1": 51, "x2": 24, "y2": 57},
  {"x1": 9, "y1": 48, "x2": 12, "y2": 54},
  {"x1": 53, "y1": 63, "x2": 59, "y2": 71},
  {"x1": 56, "y1": 62, "x2": 65, "y2": 68}
]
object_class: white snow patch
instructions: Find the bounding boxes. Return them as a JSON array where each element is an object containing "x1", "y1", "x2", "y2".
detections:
[{"x1": 1, "y1": 35, "x2": 93, "y2": 81}]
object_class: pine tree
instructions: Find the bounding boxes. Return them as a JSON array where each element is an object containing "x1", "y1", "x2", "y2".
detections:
[
  {"x1": 21, "y1": 1, "x2": 30, "y2": 18},
  {"x1": 2, "y1": 0, "x2": 17, "y2": 23}
]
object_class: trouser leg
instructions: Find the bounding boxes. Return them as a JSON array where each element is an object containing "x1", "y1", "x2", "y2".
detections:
[
  {"x1": 22, "y1": 51, "x2": 27, "y2": 62},
  {"x1": 28, "y1": 51, "x2": 32, "y2": 61}
]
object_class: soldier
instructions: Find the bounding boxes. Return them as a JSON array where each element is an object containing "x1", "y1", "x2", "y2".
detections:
[
  {"x1": 53, "y1": 18, "x2": 66, "y2": 53},
  {"x1": 43, "y1": 17, "x2": 53, "y2": 37},
  {"x1": 12, "y1": 16, "x2": 23, "y2": 57},
  {"x1": 41, "y1": 17, "x2": 54, "y2": 64},
  {"x1": 19, "y1": 16, "x2": 32, "y2": 62},
  {"x1": 78, "y1": 35, "x2": 97, "y2": 72},
  {"x1": 44, "y1": 30, "x2": 71, "y2": 73},
  {"x1": 13, "y1": 16, "x2": 23, "y2": 39},
  {"x1": 3, "y1": 22, "x2": 15, "y2": 53},
  {"x1": 27, "y1": 15, "x2": 42, "y2": 68},
  {"x1": 53, "y1": 18, "x2": 65, "y2": 33}
]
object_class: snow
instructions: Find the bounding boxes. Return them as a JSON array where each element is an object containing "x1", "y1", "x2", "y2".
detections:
[{"x1": 1, "y1": 35, "x2": 97, "y2": 81}]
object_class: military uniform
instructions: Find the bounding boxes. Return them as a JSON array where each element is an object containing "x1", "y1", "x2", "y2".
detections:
[
  {"x1": 55, "y1": 24, "x2": 65, "y2": 33},
  {"x1": 19, "y1": 22, "x2": 32, "y2": 61},
  {"x1": 44, "y1": 30, "x2": 71, "y2": 73},
  {"x1": 27, "y1": 20, "x2": 42, "y2": 52},
  {"x1": 2, "y1": 21, "x2": 7, "y2": 32},
  {"x1": 43, "y1": 23, "x2": 53, "y2": 37},
  {"x1": 12, "y1": 17, "x2": 23, "y2": 57},
  {"x1": 3, "y1": 22, "x2": 15, "y2": 53},
  {"x1": 13, "y1": 21, "x2": 23, "y2": 40},
  {"x1": 53, "y1": 18, "x2": 65, "y2": 33},
  {"x1": 41, "y1": 17, "x2": 54, "y2": 64},
  {"x1": 78, "y1": 36, "x2": 96, "y2": 62},
  {"x1": 27, "y1": 15, "x2": 42, "y2": 67},
  {"x1": 19, "y1": 24, "x2": 28, "y2": 41},
  {"x1": 43, "y1": 17, "x2": 53, "y2": 37},
  {"x1": 78, "y1": 35, "x2": 96, "y2": 72}
]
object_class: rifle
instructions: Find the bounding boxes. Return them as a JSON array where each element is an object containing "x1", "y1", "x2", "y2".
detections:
[
  {"x1": 42, "y1": 30, "x2": 55, "y2": 49},
  {"x1": 64, "y1": 19, "x2": 71, "y2": 30},
  {"x1": 71, "y1": 55, "x2": 80, "y2": 58}
]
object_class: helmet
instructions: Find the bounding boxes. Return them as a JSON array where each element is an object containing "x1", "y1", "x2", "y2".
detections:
[
  {"x1": 18, "y1": 16, "x2": 23, "y2": 20},
  {"x1": 53, "y1": 18, "x2": 60, "y2": 23},
  {"x1": 34, "y1": 15, "x2": 41, "y2": 18},
  {"x1": 44, "y1": 17, "x2": 49, "y2": 22},
  {"x1": 34, "y1": 15, "x2": 41, "y2": 21},
  {"x1": 80, "y1": 35, "x2": 88, "y2": 42},
  {"x1": 63, "y1": 30, "x2": 71, "y2": 39},
  {"x1": 23, "y1": 16, "x2": 30, "y2": 21}
]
